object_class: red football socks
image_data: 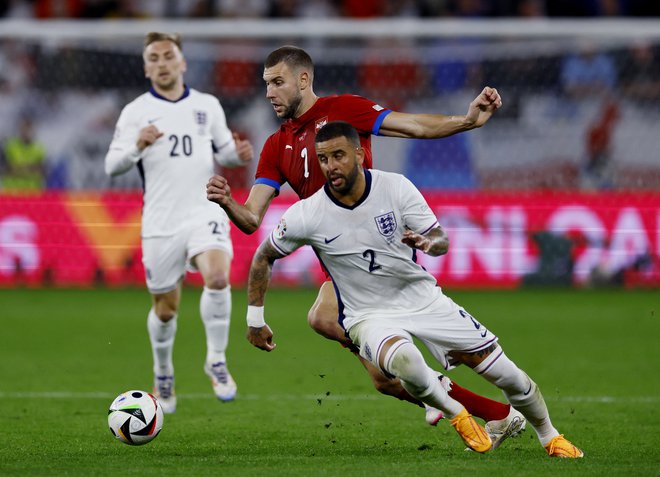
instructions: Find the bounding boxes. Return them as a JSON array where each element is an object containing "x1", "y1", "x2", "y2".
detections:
[
  {"x1": 448, "y1": 381, "x2": 510, "y2": 422},
  {"x1": 394, "y1": 379, "x2": 510, "y2": 423}
]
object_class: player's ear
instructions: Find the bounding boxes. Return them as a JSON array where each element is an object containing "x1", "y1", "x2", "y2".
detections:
[
  {"x1": 356, "y1": 146, "x2": 365, "y2": 166},
  {"x1": 299, "y1": 70, "x2": 310, "y2": 91}
]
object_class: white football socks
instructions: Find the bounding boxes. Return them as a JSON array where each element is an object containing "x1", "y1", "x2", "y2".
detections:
[
  {"x1": 200, "y1": 286, "x2": 231, "y2": 365},
  {"x1": 474, "y1": 349, "x2": 559, "y2": 445},
  {"x1": 386, "y1": 339, "x2": 464, "y2": 419},
  {"x1": 147, "y1": 307, "x2": 176, "y2": 376}
]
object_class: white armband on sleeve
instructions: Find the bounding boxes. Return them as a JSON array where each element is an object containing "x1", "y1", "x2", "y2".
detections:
[
  {"x1": 246, "y1": 305, "x2": 266, "y2": 328},
  {"x1": 213, "y1": 140, "x2": 243, "y2": 168}
]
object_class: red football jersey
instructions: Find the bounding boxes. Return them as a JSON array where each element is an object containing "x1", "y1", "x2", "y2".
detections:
[{"x1": 256, "y1": 94, "x2": 391, "y2": 199}]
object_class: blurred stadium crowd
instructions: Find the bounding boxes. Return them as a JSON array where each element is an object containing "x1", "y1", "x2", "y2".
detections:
[
  {"x1": 0, "y1": 3, "x2": 659, "y2": 192},
  {"x1": 0, "y1": 2, "x2": 658, "y2": 289},
  {"x1": 1, "y1": 0, "x2": 659, "y2": 19}
]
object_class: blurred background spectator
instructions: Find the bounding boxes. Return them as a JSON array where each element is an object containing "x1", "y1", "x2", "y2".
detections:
[
  {"x1": 1, "y1": 116, "x2": 47, "y2": 192},
  {"x1": 581, "y1": 100, "x2": 620, "y2": 190},
  {"x1": 619, "y1": 41, "x2": 660, "y2": 107},
  {"x1": 357, "y1": 38, "x2": 425, "y2": 111},
  {"x1": 560, "y1": 42, "x2": 617, "y2": 101}
]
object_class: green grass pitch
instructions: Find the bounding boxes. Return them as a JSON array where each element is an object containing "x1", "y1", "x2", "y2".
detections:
[{"x1": 0, "y1": 286, "x2": 658, "y2": 476}]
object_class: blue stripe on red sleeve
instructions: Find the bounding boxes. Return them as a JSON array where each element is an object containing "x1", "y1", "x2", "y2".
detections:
[
  {"x1": 255, "y1": 177, "x2": 281, "y2": 194},
  {"x1": 372, "y1": 110, "x2": 392, "y2": 136}
]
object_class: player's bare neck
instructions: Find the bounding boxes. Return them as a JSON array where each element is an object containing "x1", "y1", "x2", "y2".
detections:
[{"x1": 296, "y1": 94, "x2": 319, "y2": 119}]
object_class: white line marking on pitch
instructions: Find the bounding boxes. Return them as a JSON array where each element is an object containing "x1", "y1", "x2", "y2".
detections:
[{"x1": 0, "y1": 391, "x2": 657, "y2": 403}]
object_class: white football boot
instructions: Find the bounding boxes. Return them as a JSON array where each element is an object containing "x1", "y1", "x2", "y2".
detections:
[
  {"x1": 485, "y1": 406, "x2": 526, "y2": 449},
  {"x1": 153, "y1": 374, "x2": 177, "y2": 414},
  {"x1": 424, "y1": 405, "x2": 444, "y2": 426},
  {"x1": 204, "y1": 361, "x2": 237, "y2": 402}
]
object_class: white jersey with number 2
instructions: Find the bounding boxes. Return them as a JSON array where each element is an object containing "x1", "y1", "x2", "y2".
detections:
[{"x1": 270, "y1": 169, "x2": 451, "y2": 331}]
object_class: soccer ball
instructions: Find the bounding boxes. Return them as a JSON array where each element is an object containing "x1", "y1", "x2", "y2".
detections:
[{"x1": 108, "y1": 390, "x2": 164, "y2": 445}]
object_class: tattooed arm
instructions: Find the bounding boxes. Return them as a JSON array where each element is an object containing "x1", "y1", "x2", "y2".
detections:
[
  {"x1": 245, "y1": 238, "x2": 287, "y2": 351},
  {"x1": 401, "y1": 226, "x2": 449, "y2": 257}
]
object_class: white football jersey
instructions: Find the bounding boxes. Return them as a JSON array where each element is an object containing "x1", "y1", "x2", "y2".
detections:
[
  {"x1": 105, "y1": 87, "x2": 233, "y2": 237},
  {"x1": 270, "y1": 169, "x2": 448, "y2": 330}
]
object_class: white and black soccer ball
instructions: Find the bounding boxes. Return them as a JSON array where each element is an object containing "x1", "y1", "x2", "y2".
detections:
[{"x1": 108, "y1": 390, "x2": 164, "y2": 445}]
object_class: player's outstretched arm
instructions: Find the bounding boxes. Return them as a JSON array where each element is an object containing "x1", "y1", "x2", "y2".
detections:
[
  {"x1": 401, "y1": 226, "x2": 449, "y2": 257},
  {"x1": 246, "y1": 239, "x2": 286, "y2": 351},
  {"x1": 378, "y1": 86, "x2": 502, "y2": 139},
  {"x1": 206, "y1": 180, "x2": 276, "y2": 234}
]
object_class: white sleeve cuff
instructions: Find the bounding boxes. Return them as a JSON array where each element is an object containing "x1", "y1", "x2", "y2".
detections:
[{"x1": 127, "y1": 144, "x2": 142, "y2": 163}]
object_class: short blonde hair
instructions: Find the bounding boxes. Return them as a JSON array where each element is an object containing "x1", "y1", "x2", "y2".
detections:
[{"x1": 144, "y1": 32, "x2": 182, "y2": 51}]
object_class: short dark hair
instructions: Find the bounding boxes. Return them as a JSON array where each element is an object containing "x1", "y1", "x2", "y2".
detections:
[
  {"x1": 144, "y1": 32, "x2": 182, "y2": 51},
  {"x1": 315, "y1": 121, "x2": 361, "y2": 148},
  {"x1": 265, "y1": 45, "x2": 313, "y2": 72}
]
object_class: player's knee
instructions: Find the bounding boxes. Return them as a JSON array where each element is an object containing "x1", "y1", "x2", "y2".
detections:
[
  {"x1": 307, "y1": 306, "x2": 345, "y2": 343},
  {"x1": 476, "y1": 351, "x2": 530, "y2": 395},
  {"x1": 306, "y1": 305, "x2": 319, "y2": 330},
  {"x1": 204, "y1": 271, "x2": 229, "y2": 290},
  {"x1": 153, "y1": 297, "x2": 178, "y2": 322},
  {"x1": 494, "y1": 370, "x2": 533, "y2": 398},
  {"x1": 154, "y1": 307, "x2": 176, "y2": 322},
  {"x1": 306, "y1": 303, "x2": 325, "y2": 330},
  {"x1": 506, "y1": 379, "x2": 539, "y2": 406},
  {"x1": 384, "y1": 340, "x2": 432, "y2": 394}
]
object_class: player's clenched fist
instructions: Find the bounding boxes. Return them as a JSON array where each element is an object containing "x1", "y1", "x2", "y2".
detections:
[
  {"x1": 465, "y1": 86, "x2": 503, "y2": 129},
  {"x1": 206, "y1": 175, "x2": 233, "y2": 206},
  {"x1": 480, "y1": 86, "x2": 502, "y2": 108},
  {"x1": 136, "y1": 125, "x2": 163, "y2": 151},
  {"x1": 247, "y1": 325, "x2": 276, "y2": 352}
]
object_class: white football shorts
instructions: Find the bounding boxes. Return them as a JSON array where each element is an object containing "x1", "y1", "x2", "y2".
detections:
[
  {"x1": 347, "y1": 293, "x2": 498, "y2": 373},
  {"x1": 141, "y1": 213, "x2": 233, "y2": 294}
]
